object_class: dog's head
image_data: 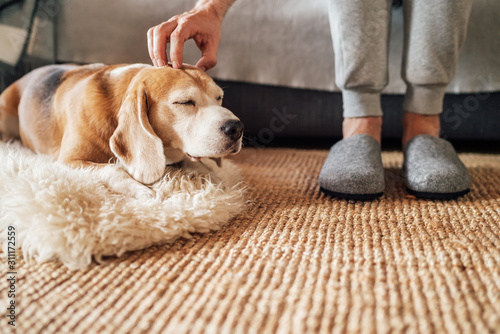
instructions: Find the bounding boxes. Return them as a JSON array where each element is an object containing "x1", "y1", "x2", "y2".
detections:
[{"x1": 110, "y1": 64, "x2": 243, "y2": 184}]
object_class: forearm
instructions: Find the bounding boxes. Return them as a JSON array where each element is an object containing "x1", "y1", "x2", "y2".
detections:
[{"x1": 194, "y1": 0, "x2": 235, "y2": 21}]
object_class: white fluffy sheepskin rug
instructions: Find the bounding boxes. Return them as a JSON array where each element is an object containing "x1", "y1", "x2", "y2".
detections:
[{"x1": 0, "y1": 142, "x2": 246, "y2": 270}]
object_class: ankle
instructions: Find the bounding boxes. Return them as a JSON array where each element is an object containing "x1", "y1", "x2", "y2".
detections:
[
  {"x1": 343, "y1": 116, "x2": 383, "y2": 144},
  {"x1": 402, "y1": 111, "x2": 441, "y2": 146}
]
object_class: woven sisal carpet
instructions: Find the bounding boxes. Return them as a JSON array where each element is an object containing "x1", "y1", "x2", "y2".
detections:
[{"x1": 2, "y1": 148, "x2": 500, "y2": 333}]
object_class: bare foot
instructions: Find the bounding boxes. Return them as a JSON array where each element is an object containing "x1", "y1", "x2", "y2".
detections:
[
  {"x1": 343, "y1": 116, "x2": 383, "y2": 145},
  {"x1": 402, "y1": 111, "x2": 440, "y2": 146}
]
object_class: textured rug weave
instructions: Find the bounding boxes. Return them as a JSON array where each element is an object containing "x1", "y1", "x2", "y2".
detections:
[{"x1": 1, "y1": 148, "x2": 499, "y2": 333}]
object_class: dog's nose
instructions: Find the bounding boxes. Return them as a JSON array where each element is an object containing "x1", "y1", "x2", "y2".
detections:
[{"x1": 221, "y1": 120, "x2": 244, "y2": 140}]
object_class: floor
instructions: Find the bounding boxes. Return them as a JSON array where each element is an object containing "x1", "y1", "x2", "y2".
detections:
[{"x1": 4, "y1": 147, "x2": 500, "y2": 333}]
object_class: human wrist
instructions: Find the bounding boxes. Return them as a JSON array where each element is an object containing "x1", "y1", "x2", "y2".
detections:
[{"x1": 194, "y1": 0, "x2": 234, "y2": 22}]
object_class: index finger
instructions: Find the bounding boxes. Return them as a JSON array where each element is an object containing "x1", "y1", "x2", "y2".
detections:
[{"x1": 169, "y1": 27, "x2": 190, "y2": 69}]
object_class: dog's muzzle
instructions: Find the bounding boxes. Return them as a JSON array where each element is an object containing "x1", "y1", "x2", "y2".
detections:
[{"x1": 221, "y1": 120, "x2": 244, "y2": 141}]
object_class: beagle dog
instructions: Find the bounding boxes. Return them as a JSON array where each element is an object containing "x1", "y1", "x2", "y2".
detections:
[{"x1": 0, "y1": 63, "x2": 243, "y2": 193}]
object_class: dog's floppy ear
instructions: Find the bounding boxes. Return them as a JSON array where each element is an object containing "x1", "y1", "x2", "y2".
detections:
[{"x1": 110, "y1": 82, "x2": 166, "y2": 184}]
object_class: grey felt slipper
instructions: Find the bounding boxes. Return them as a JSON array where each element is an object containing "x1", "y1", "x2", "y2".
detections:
[
  {"x1": 403, "y1": 135, "x2": 471, "y2": 199},
  {"x1": 319, "y1": 134, "x2": 385, "y2": 200}
]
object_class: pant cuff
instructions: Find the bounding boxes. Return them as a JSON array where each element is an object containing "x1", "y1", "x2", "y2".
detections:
[
  {"x1": 342, "y1": 90, "x2": 383, "y2": 118},
  {"x1": 403, "y1": 85, "x2": 447, "y2": 115}
]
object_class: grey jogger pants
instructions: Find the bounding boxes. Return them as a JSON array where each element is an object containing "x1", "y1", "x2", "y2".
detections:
[{"x1": 328, "y1": 0, "x2": 473, "y2": 118}]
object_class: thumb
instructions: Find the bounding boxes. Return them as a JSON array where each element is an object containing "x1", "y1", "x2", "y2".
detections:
[{"x1": 196, "y1": 44, "x2": 218, "y2": 71}]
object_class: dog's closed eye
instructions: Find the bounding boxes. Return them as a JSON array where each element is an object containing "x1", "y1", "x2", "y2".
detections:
[{"x1": 174, "y1": 100, "x2": 196, "y2": 107}]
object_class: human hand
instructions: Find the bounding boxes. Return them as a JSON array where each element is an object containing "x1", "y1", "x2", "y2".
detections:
[{"x1": 147, "y1": 5, "x2": 223, "y2": 71}]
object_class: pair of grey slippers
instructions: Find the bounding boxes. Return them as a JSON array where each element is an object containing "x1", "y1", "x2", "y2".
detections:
[{"x1": 318, "y1": 134, "x2": 471, "y2": 200}]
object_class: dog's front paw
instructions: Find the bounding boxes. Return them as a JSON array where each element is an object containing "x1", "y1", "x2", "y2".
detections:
[
  {"x1": 128, "y1": 182, "x2": 155, "y2": 200},
  {"x1": 98, "y1": 164, "x2": 156, "y2": 198}
]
